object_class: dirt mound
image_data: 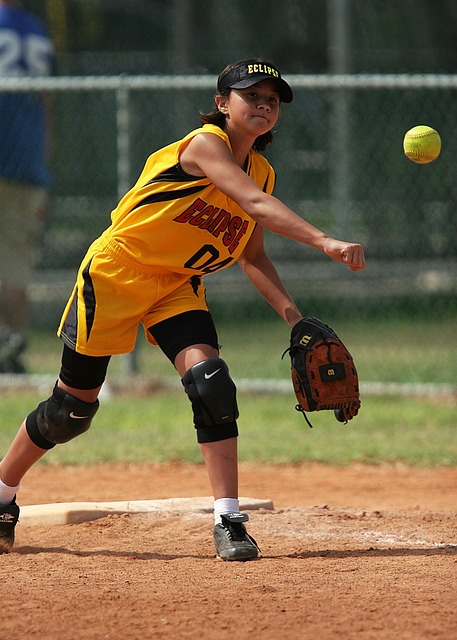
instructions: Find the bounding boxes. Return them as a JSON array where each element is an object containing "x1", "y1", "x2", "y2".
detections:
[{"x1": 2, "y1": 462, "x2": 456, "y2": 639}]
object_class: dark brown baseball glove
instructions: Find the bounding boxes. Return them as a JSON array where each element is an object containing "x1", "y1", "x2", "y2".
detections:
[{"x1": 283, "y1": 316, "x2": 361, "y2": 428}]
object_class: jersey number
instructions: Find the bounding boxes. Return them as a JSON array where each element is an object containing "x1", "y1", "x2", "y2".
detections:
[
  {"x1": 0, "y1": 30, "x2": 52, "y2": 76},
  {"x1": 184, "y1": 244, "x2": 234, "y2": 274}
]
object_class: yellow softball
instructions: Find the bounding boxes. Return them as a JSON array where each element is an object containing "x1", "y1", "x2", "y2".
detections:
[{"x1": 403, "y1": 125, "x2": 441, "y2": 164}]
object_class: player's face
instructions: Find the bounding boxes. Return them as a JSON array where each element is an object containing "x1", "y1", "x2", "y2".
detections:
[{"x1": 224, "y1": 80, "x2": 281, "y2": 135}]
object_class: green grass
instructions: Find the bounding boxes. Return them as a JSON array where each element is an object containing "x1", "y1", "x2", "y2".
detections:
[
  {"x1": 0, "y1": 391, "x2": 455, "y2": 467},
  {"x1": 24, "y1": 316, "x2": 457, "y2": 384},
  {"x1": 2, "y1": 316, "x2": 455, "y2": 467}
]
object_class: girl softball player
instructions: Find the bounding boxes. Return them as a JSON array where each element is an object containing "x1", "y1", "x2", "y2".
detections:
[{"x1": 0, "y1": 58, "x2": 365, "y2": 560}]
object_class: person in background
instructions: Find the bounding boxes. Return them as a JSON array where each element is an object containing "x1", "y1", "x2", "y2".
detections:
[{"x1": 0, "y1": 0, "x2": 54, "y2": 372}]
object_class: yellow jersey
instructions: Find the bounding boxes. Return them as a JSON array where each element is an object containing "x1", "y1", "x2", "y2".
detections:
[{"x1": 106, "y1": 124, "x2": 276, "y2": 275}]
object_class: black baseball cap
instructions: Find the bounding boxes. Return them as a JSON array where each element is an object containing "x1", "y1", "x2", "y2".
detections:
[{"x1": 217, "y1": 60, "x2": 293, "y2": 103}]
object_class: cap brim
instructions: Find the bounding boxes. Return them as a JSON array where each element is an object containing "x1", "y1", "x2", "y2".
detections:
[{"x1": 229, "y1": 74, "x2": 293, "y2": 103}]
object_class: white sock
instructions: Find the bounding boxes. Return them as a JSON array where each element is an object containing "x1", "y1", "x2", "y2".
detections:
[
  {"x1": 214, "y1": 497, "x2": 239, "y2": 525},
  {"x1": 0, "y1": 478, "x2": 20, "y2": 506}
]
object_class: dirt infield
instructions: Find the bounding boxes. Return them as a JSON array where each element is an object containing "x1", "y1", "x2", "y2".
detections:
[{"x1": 2, "y1": 462, "x2": 456, "y2": 639}]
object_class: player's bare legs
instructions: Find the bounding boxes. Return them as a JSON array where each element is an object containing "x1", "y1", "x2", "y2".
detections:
[
  {"x1": 198, "y1": 438, "x2": 238, "y2": 500},
  {"x1": 0, "y1": 423, "x2": 47, "y2": 487},
  {"x1": 173, "y1": 343, "x2": 219, "y2": 377},
  {"x1": 174, "y1": 345, "x2": 238, "y2": 499},
  {"x1": 0, "y1": 382, "x2": 102, "y2": 486},
  {"x1": 174, "y1": 344, "x2": 258, "y2": 560},
  {"x1": 0, "y1": 380, "x2": 102, "y2": 552}
]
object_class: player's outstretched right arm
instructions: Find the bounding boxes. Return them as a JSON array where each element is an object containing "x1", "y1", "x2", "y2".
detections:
[{"x1": 181, "y1": 133, "x2": 366, "y2": 272}]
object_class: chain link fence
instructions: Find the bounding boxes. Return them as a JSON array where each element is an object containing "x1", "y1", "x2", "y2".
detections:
[{"x1": 1, "y1": 73, "x2": 456, "y2": 329}]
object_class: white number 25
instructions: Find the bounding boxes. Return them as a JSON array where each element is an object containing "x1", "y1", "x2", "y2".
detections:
[{"x1": 0, "y1": 29, "x2": 52, "y2": 76}]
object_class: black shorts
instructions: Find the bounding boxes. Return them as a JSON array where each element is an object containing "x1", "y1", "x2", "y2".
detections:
[
  {"x1": 148, "y1": 309, "x2": 219, "y2": 362},
  {"x1": 59, "y1": 310, "x2": 219, "y2": 390}
]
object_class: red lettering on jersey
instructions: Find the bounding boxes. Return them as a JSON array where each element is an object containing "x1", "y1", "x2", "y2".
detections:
[
  {"x1": 189, "y1": 205, "x2": 219, "y2": 226},
  {"x1": 174, "y1": 197, "x2": 250, "y2": 254},
  {"x1": 174, "y1": 198, "x2": 206, "y2": 223},
  {"x1": 209, "y1": 210, "x2": 231, "y2": 237},
  {"x1": 227, "y1": 220, "x2": 249, "y2": 254},
  {"x1": 223, "y1": 216, "x2": 242, "y2": 247},
  {"x1": 198, "y1": 206, "x2": 220, "y2": 229}
]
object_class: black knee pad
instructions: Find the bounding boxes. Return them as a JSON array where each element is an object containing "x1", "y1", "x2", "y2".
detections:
[
  {"x1": 182, "y1": 358, "x2": 239, "y2": 443},
  {"x1": 26, "y1": 384, "x2": 99, "y2": 448}
]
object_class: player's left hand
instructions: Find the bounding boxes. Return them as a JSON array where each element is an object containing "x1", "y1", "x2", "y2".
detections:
[{"x1": 322, "y1": 238, "x2": 366, "y2": 272}]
